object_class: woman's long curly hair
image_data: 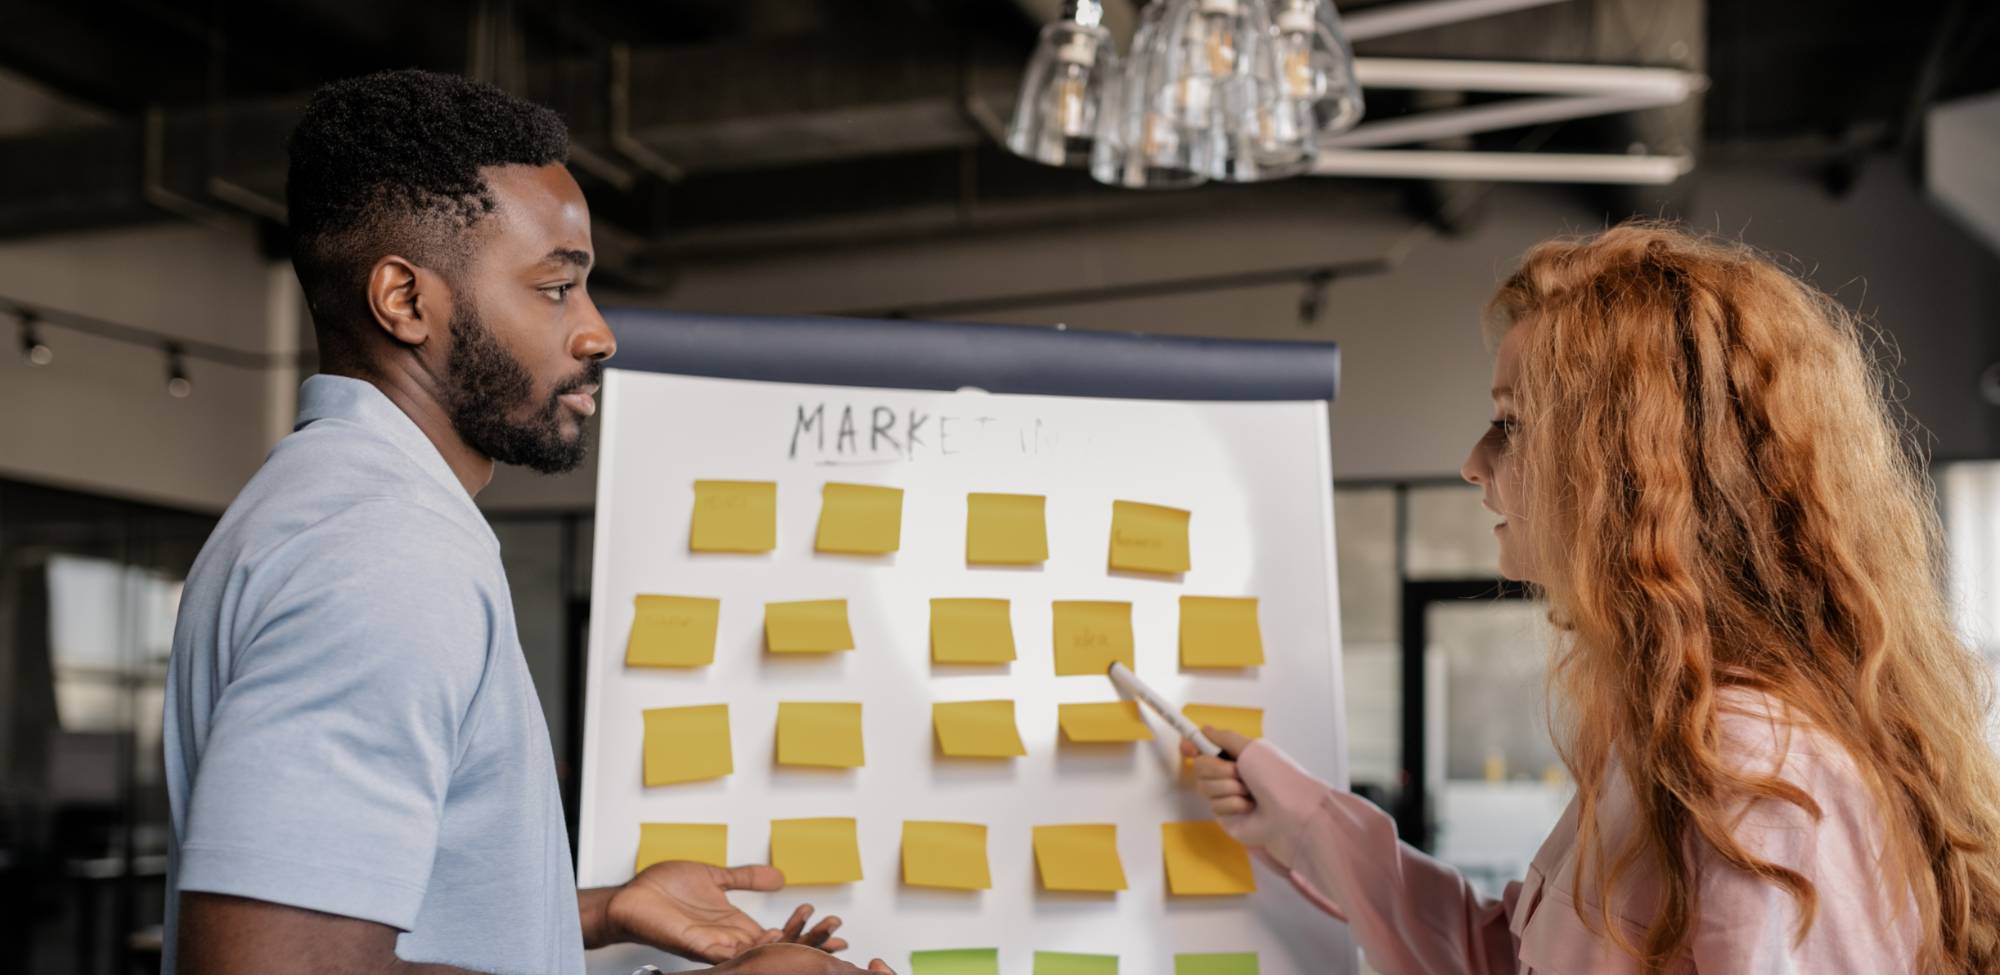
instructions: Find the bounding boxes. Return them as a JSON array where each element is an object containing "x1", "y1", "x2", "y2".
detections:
[{"x1": 1487, "y1": 221, "x2": 2000, "y2": 972}]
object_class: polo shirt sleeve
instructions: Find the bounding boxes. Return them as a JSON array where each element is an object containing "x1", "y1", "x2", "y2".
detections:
[{"x1": 175, "y1": 500, "x2": 502, "y2": 930}]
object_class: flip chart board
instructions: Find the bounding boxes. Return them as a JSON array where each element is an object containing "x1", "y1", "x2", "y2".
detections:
[{"x1": 578, "y1": 312, "x2": 1355, "y2": 974}]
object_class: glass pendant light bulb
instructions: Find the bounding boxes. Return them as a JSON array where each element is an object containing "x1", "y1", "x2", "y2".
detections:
[
  {"x1": 1158, "y1": 0, "x2": 1310, "y2": 181},
  {"x1": 1005, "y1": 1, "x2": 1116, "y2": 167},
  {"x1": 1272, "y1": 0, "x2": 1364, "y2": 136},
  {"x1": 1091, "y1": 0, "x2": 1207, "y2": 188}
]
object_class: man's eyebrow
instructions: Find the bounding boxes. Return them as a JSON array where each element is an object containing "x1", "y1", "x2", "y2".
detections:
[{"x1": 540, "y1": 247, "x2": 593, "y2": 270}]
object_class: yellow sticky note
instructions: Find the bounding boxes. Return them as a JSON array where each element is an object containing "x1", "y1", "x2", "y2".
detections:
[
  {"x1": 1032, "y1": 824, "x2": 1127, "y2": 892},
  {"x1": 643, "y1": 704, "x2": 732, "y2": 786},
  {"x1": 816, "y1": 482, "x2": 904, "y2": 555},
  {"x1": 635, "y1": 823, "x2": 727, "y2": 872},
  {"x1": 930, "y1": 598, "x2": 1016, "y2": 665},
  {"x1": 770, "y1": 817, "x2": 863, "y2": 885},
  {"x1": 1179, "y1": 596, "x2": 1265, "y2": 669},
  {"x1": 1181, "y1": 704, "x2": 1264, "y2": 740},
  {"x1": 1052, "y1": 601, "x2": 1134, "y2": 676},
  {"x1": 1162, "y1": 821, "x2": 1257, "y2": 895},
  {"x1": 776, "y1": 702, "x2": 864, "y2": 768},
  {"x1": 765, "y1": 599, "x2": 855, "y2": 653},
  {"x1": 1057, "y1": 701, "x2": 1153, "y2": 743},
  {"x1": 966, "y1": 493, "x2": 1048, "y2": 565},
  {"x1": 902, "y1": 821, "x2": 992, "y2": 890},
  {"x1": 932, "y1": 700, "x2": 1027, "y2": 758},
  {"x1": 1108, "y1": 500, "x2": 1191, "y2": 574},
  {"x1": 690, "y1": 480, "x2": 777, "y2": 553},
  {"x1": 625, "y1": 595, "x2": 720, "y2": 668}
]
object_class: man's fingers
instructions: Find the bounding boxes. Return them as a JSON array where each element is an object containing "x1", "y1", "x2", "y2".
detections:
[
  {"x1": 801, "y1": 915, "x2": 843, "y2": 948},
  {"x1": 778, "y1": 903, "x2": 812, "y2": 940},
  {"x1": 868, "y1": 959, "x2": 897, "y2": 975},
  {"x1": 823, "y1": 937, "x2": 850, "y2": 953},
  {"x1": 720, "y1": 863, "x2": 787, "y2": 892}
]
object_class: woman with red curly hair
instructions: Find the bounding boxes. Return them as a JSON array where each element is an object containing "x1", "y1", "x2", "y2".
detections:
[{"x1": 1184, "y1": 222, "x2": 2000, "y2": 973}]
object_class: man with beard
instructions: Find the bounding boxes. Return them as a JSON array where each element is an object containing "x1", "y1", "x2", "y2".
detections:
[{"x1": 163, "y1": 70, "x2": 892, "y2": 975}]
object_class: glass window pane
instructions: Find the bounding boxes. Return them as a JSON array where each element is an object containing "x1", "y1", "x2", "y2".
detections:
[
  {"x1": 1334, "y1": 486, "x2": 1398, "y2": 790},
  {"x1": 1942, "y1": 459, "x2": 2000, "y2": 742},
  {"x1": 1406, "y1": 484, "x2": 1502, "y2": 579},
  {"x1": 493, "y1": 520, "x2": 571, "y2": 758},
  {"x1": 1427, "y1": 599, "x2": 1569, "y2": 899}
]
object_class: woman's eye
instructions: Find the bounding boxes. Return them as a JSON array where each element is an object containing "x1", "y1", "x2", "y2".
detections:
[{"x1": 1489, "y1": 419, "x2": 1519, "y2": 442}]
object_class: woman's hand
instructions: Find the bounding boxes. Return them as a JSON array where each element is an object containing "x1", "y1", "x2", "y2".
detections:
[{"x1": 1179, "y1": 726, "x2": 1321, "y2": 867}]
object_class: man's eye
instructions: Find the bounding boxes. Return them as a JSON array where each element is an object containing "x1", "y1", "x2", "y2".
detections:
[{"x1": 541, "y1": 283, "x2": 575, "y2": 302}]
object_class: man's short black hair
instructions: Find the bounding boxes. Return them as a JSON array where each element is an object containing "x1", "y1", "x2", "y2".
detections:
[{"x1": 286, "y1": 69, "x2": 569, "y2": 362}]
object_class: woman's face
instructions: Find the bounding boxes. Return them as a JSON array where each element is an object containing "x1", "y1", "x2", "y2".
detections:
[{"x1": 1461, "y1": 324, "x2": 1537, "y2": 582}]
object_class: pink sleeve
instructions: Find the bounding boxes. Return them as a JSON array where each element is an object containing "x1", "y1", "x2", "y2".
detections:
[
  {"x1": 1237, "y1": 741, "x2": 1522, "y2": 975},
  {"x1": 1686, "y1": 712, "x2": 1920, "y2": 972}
]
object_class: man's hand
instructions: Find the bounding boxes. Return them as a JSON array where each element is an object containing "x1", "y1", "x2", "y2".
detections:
[
  {"x1": 706, "y1": 943, "x2": 896, "y2": 975},
  {"x1": 585, "y1": 861, "x2": 847, "y2": 962}
]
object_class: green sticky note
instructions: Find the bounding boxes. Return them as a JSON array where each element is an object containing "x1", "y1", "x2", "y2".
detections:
[
  {"x1": 911, "y1": 948, "x2": 999, "y2": 975},
  {"x1": 1035, "y1": 952, "x2": 1118, "y2": 975},
  {"x1": 1174, "y1": 954, "x2": 1258, "y2": 975}
]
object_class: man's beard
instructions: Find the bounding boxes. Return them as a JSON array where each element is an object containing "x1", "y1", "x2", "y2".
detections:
[{"x1": 443, "y1": 301, "x2": 600, "y2": 475}]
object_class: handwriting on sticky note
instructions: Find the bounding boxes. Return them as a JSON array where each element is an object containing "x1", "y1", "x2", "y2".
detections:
[
  {"x1": 1162, "y1": 821, "x2": 1257, "y2": 895},
  {"x1": 1035, "y1": 952, "x2": 1119, "y2": 975},
  {"x1": 1031, "y1": 824, "x2": 1127, "y2": 892},
  {"x1": 689, "y1": 480, "x2": 776, "y2": 553},
  {"x1": 1174, "y1": 954, "x2": 1259, "y2": 975},
  {"x1": 1181, "y1": 704, "x2": 1264, "y2": 740},
  {"x1": 1057, "y1": 702, "x2": 1153, "y2": 743},
  {"x1": 1179, "y1": 596, "x2": 1265, "y2": 669},
  {"x1": 635, "y1": 823, "x2": 727, "y2": 872},
  {"x1": 625, "y1": 595, "x2": 720, "y2": 668},
  {"x1": 769, "y1": 817, "x2": 863, "y2": 885},
  {"x1": 1107, "y1": 500, "x2": 1190, "y2": 574},
  {"x1": 642, "y1": 704, "x2": 732, "y2": 786},
  {"x1": 966, "y1": 493, "x2": 1048, "y2": 565},
  {"x1": 901, "y1": 820, "x2": 991, "y2": 890},
  {"x1": 930, "y1": 598, "x2": 1016, "y2": 665},
  {"x1": 1052, "y1": 601, "x2": 1134, "y2": 676},
  {"x1": 776, "y1": 702, "x2": 864, "y2": 768},
  {"x1": 910, "y1": 949, "x2": 1000, "y2": 975},
  {"x1": 816, "y1": 482, "x2": 904, "y2": 555},
  {"x1": 765, "y1": 599, "x2": 855, "y2": 653},
  {"x1": 932, "y1": 700, "x2": 1026, "y2": 758}
]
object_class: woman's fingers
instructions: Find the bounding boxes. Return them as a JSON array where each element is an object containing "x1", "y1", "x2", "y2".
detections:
[
  {"x1": 1195, "y1": 774, "x2": 1249, "y2": 801},
  {"x1": 1209, "y1": 796, "x2": 1254, "y2": 816}
]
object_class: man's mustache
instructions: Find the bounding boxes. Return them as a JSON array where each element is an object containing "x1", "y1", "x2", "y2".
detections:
[{"x1": 553, "y1": 361, "x2": 604, "y2": 398}]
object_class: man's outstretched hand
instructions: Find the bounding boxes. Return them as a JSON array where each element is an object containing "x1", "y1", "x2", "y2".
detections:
[
  {"x1": 709, "y1": 943, "x2": 897, "y2": 974},
  {"x1": 583, "y1": 861, "x2": 847, "y2": 962}
]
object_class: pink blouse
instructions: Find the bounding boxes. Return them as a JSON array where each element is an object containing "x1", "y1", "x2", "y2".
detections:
[{"x1": 1229, "y1": 691, "x2": 1920, "y2": 972}]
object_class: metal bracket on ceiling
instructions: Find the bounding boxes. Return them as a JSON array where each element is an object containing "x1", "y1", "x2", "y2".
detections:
[{"x1": 609, "y1": 43, "x2": 686, "y2": 184}]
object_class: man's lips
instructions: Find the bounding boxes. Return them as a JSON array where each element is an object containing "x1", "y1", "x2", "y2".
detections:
[{"x1": 559, "y1": 382, "x2": 599, "y2": 417}]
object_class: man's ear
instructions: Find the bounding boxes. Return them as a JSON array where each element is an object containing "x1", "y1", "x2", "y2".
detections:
[{"x1": 365, "y1": 256, "x2": 453, "y2": 348}]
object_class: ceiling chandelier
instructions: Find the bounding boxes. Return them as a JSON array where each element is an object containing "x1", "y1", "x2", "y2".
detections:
[{"x1": 1005, "y1": 0, "x2": 1366, "y2": 188}]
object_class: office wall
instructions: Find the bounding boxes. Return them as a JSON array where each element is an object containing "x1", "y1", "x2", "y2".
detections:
[{"x1": 479, "y1": 151, "x2": 2000, "y2": 510}]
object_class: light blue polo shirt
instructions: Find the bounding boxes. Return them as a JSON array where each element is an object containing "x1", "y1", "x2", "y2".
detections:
[{"x1": 163, "y1": 374, "x2": 584, "y2": 974}]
